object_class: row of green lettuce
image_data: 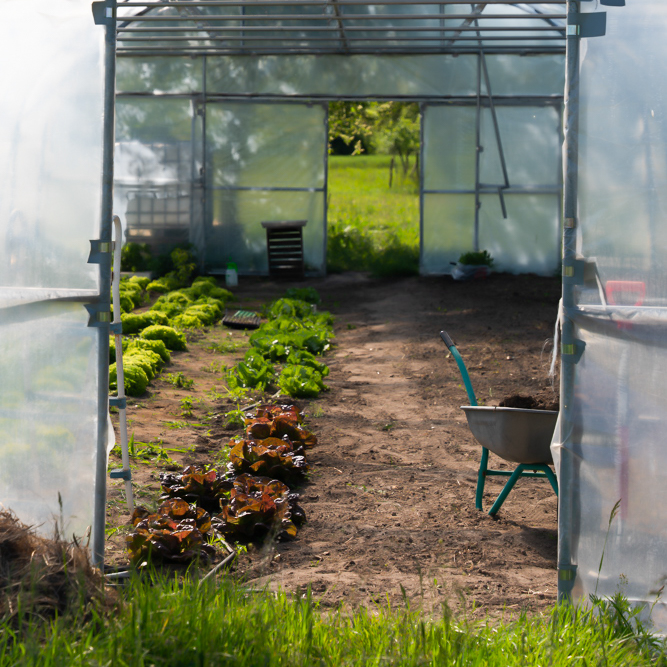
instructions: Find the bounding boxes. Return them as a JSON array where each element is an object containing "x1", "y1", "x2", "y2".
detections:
[
  {"x1": 226, "y1": 293, "x2": 334, "y2": 398},
  {"x1": 110, "y1": 275, "x2": 235, "y2": 396},
  {"x1": 112, "y1": 278, "x2": 334, "y2": 399}
]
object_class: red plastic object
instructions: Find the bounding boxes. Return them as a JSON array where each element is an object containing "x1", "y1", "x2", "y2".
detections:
[{"x1": 605, "y1": 280, "x2": 646, "y2": 307}]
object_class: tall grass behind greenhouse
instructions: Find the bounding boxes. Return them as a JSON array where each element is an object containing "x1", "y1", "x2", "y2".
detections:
[
  {"x1": 2, "y1": 575, "x2": 665, "y2": 665},
  {"x1": 327, "y1": 155, "x2": 419, "y2": 276}
]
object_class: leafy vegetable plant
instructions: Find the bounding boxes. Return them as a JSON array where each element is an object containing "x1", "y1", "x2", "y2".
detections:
[
  {"x1": 127, "y1": 499, "x2": 216, "y2": 564},
  {"x1": 457, "y1": 250, "x2": 494, "y2": 266},
  {"x1": 212, "y1": 474, "x2": 305, "y2": 541},
  {"x1": 278, "y1": 365, "x2": 328, "y2": 398},
  {"x1": 160, "y1": 465, "x2": 230, "y2": 514},
  {"x1": 226, "y1": 353, "x2": 274, "y2": 392},
  {"x1": 227, "y1": 437, "x2": 309, "y2": 484},
  {"x1": 244, "y1": 404, "x2": 317, "y2": 448}
]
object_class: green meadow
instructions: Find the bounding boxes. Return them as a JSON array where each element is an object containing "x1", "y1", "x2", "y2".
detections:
[{"x1": 327, "y1": 155, "x2": 420, "y2": 276}]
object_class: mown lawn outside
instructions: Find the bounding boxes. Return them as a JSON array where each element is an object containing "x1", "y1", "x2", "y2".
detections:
[{"x1": 327, "y1": 155, "x2": 420, "y2": 276}]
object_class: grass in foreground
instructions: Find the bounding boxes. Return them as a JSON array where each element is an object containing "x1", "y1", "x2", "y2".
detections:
[
  {"x1": 3, "y1": 575, "x2": 665, "y2": 666},
  {"x1": 327, "y1": 155, "x2": 419, "y2": 276}
]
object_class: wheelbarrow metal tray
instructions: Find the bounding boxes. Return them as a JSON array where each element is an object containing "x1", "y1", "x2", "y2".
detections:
[{"x1": 461, "y1": 406, "x2": 558, "y2": 465}]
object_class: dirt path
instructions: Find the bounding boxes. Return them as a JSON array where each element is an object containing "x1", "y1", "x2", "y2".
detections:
[{"x1": 107, "y1": 272, "x2": 561, "y2": 616}]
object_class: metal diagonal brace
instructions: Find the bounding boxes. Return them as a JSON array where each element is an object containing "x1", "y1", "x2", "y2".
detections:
[{"x1": 444, "y1": 2, "x2": 487, "y2": 47}]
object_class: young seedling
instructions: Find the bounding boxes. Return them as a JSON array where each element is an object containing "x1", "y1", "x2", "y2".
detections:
[
  {"x1": 165, "y1": 372, "x2": 194, "y2": 389},
  {"x1": 224, "y1": 407, "x2": 246, "y2": 429},
  {"x1": 208, "y1": 339, "x2": 243, "y2": 354},
  {"x1": 164, "y1": 420, "x2": 189, "y2": 429}
]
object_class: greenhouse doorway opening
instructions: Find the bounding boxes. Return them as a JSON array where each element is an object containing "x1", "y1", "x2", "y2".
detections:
[{"x1": 326, "y1": 102, "x2": 421, "y2": 277}]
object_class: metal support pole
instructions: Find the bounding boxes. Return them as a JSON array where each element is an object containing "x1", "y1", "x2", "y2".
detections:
[
  {"x1": 93, "y1": 1, "x2": 118, "y2": 570},
  {"x1": 473, "y1": 53, "x2": 482, "y2": 252},
  {"x1": 201, "y1": 56, "x2": 208, "y2": 269},
  {"x1": 323, "y1": 102, "x2": 330, "y2": 276},
  {"x1": 558, "y1": 0, "x2": 580, "y2": 602},
  {"x1": 418, "y1": 102, "x2": 425, "y2": 274}
]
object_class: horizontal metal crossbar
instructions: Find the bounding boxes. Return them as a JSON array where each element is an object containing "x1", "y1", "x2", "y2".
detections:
[
  {"x1": 117, "y1": 46, "x2": 566, "y2": 56},
  {"x1": 118, "y1": 14, "x2": 565, "y2": 26},
  {"x1": 118, "y1": 1, "x2": 566, "y2": 6},
  {"x1": 115, "y1": 0, "x2": 566, "y2": 56}
]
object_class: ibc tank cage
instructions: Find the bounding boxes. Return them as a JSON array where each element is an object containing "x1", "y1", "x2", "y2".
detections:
[{"x1": 113, "y1": 1, "x2": 567, "y2": 277}]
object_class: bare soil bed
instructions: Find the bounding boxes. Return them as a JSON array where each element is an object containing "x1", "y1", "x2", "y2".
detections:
[{"x1": 107, "y1": 272, "x2": 561, "y2": 617}]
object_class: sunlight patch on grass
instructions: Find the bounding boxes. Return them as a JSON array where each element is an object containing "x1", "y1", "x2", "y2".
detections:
[{"x1": 327, "y1": 155, "x2": 419, "y2": 276}]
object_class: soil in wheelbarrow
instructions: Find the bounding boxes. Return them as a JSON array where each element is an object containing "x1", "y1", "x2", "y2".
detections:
[
  {"x1": 106, "y1": 272, "x2": 561, "y2": 618},
  {"x1": 500, "y1": 393, "x2": 560, "y2": 411}
]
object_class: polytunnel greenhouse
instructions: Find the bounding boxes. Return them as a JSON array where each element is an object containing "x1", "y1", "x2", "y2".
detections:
[{"x1": 3, "y1": 0, "x2": 667, "y2": 632}]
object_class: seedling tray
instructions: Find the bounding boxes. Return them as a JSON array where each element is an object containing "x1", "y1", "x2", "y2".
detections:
[{"x1": 222, "y1": 309, "x2": 261, "y2": 329}]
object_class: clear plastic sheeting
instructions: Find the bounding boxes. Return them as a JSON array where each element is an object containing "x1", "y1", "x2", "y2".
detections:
[
  {"x1": 480, "y1": 106, "x2": 561, "y2": 188},
  {"x1": 117, "y1": 53, "x2": 564, "y2": 98},
  {"x1": 577, "y1": 7, "x2": 667, "y2": 289},
  {"x1": 115, "y1": 98, "x2": 198, "y2": 252},
  {"x1": 421, "y1": 194, "x2": 475, "y2": 272},
  {"x1": 0, "y1": 1, "x2": 105, "y2": 539},
  {"x1": 484, "y1": 55, "x2": 564, "y2": 98},
  {"x1": 0, "y1": 2, "x2": 103, "y2": 291},
  {"x1": 208, "y1": 190, "x2": 325, "y2": 273},
  {"x1": 116, "y1": 56, "x2": 203, "y2": 94},
  {"x1": 423, "y1": 106, "x2": 476, "y2": 191},
  {"x1": 207, "y1": 103, "x2": 326, "y2": 189},
  {"x1": 0, "y1": 303, "x2": 99, "y2": 538},
  {"x1": 114, "y1": 1, "x2": 565, "y2": 56},
  {"x1": 422, "y1": 102, "x2": 561, "y2": 275},
  {"x1": 204, "y1": 55, "x2": 477, "y2": 98},
  {"x1": 561, "y1": 312, "x2": 667, "y2": 622},
  {"x1": 206, "y1": 103, "x2": 326, "y2": 274},
  {"x1": 479, "y1": 194, "x2": 560, "y2": 274},
  {"x1": 558, "y1": 0, "x2": 667, "y2": 628}
]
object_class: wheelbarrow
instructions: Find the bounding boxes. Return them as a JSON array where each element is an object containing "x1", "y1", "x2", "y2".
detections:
[{"x1": 440, "y1": 331, "x2": 559, "y2": 515}]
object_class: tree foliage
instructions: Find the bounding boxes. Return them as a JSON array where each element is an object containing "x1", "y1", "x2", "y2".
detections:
[{"x1": 328, "y1": 101, "x2": 420, "y2": 181}]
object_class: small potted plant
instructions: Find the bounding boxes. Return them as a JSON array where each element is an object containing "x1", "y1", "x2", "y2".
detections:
[{"x1": 451, "y1": 250, "x2": 494, "y2": 281}]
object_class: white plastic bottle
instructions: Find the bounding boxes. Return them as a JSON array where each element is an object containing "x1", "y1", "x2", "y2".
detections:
[{"x1": 225, "y1": 261, "x2": 238, "y2": 287}]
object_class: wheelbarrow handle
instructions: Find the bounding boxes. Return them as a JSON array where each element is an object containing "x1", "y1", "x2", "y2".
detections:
[
  {"x1": 439, "y1": 330, "x2": 478, "y2": 406},
  {"x1": 440, "y1": 330, "x2": 455, "y2": 350}
]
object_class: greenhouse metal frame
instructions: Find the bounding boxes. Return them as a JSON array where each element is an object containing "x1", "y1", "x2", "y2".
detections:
[{"x1": 112, "y1": 0, "x2": 566, "y2": 277}]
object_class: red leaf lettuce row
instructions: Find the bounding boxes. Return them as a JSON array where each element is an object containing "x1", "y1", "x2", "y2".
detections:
[
  {"x1": 212, "y1": 474, "x2": 306, "y2": 541},
  {"x1": 127, "y1": 498, "x2": 216, "y2": 564},
  {"x1": 159, "y1": 465, "x2": 232, "y2": 514}
]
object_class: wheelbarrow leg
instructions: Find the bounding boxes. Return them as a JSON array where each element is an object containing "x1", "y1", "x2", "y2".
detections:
[
  {"x1": 476, "y1": 447, "x2": 489, "y2": 511},
  {"x1": 488, "y1": 464, "x2": 526, "y2": 516},
  {"x1": 542, "y1": 465, "x2": 559, "y2": 496}
]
